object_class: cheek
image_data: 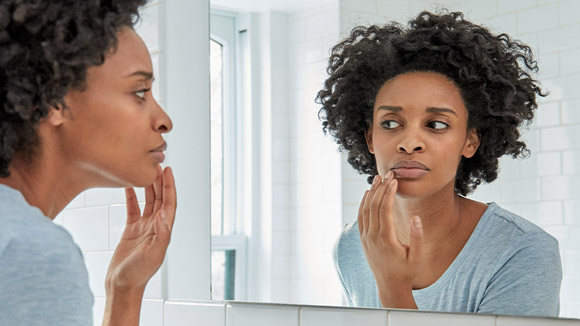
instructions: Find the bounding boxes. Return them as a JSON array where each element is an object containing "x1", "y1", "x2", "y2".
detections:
[{"x1": 371, "y1": 140, "x2": 396, "y2": 175}]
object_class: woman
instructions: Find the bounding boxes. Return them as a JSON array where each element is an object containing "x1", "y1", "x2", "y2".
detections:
[
  {"x1": 318, "y1": 11, "x2": 561, "y2": 316},
  {"x1": 0, "y1": 0, "x2": 175, "y2": 325}
]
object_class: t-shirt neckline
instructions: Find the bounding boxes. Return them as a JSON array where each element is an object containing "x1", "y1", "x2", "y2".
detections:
[{"x1": 411, "y1": 202, "x2": 499, "y2": 295}]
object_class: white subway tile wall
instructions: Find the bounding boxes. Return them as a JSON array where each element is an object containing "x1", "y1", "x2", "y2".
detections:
[
  {"x1": 226, "y1": 302, "x2": 299, "y2": 326},
  {"x1": 164, "y1": 301, "x2": 226, "y2": 326},
  {"x1": 300, "y1": 306, "x2": 388, "y2": 325},
  {"x1": 389, "y1": 310, "x2": 495, "y2": 326},
  {"x1": 106, "y1": 300, "x2": 580, "y2": 326},
  {"x1": 496, "y1": 315, "x2": 580, "y2": 326},
  {"x1": 284, "y1": 1, "x2": 344, "y2": 306},
  {"x1": 140, "y1": 300, "x2": 165, "y2": 326}
]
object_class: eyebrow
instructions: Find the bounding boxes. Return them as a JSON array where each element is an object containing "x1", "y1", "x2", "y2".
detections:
[
  {"x1": 377, "y1": 105, "x2": 402, "y2": 112},
  {"x1": 377, "y1": 105, "x2": 457, "y2": 116},
  {"x1": 426, "y1": 107, "x2": 457, "y2": 116},
  {"x1": 126, "y1": 71, "x2": 154, "y2": 81}
]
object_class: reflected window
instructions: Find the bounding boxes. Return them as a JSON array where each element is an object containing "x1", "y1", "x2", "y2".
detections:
[
  {"x1": 211, "y1": 249, "x2": 236, "y2": 300},
  {"x1": 210, "y1": 38, "x2": 224, "y2": 235},
  {"x1": 210, "y1": 10, "x2": 247, "y2": 301}
]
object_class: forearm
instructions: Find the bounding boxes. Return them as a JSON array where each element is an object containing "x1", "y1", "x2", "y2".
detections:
[{"x1": 102, "y1": 288, "x2": 145, "y2": 326}]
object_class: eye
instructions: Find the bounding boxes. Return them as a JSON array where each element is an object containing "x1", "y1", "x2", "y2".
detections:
[
  {"x1": 135, "y1": 88, "x2": 150, "y2": 100},
  {"x1": 380, "y1": 120, "x2": 401, "y2": 130},
  {"x1": 428, "y1": 121, "x2": 449, "y2": 130}
]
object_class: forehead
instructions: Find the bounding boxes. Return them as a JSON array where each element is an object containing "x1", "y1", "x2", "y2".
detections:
[
  {"x1": 86, "y1": 28, "x2": 152, "y2": 83},
  {"x1": 374, "y1": 72, "x2": 467, "y2": 115}
]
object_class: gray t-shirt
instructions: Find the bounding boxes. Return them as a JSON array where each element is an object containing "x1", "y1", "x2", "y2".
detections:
[
  {"x1": 0, "y1": 184, "x2": 93, "y2": 325},
  {"x1": 333, "y1": 202, "x2": 562, "y2": 317}
]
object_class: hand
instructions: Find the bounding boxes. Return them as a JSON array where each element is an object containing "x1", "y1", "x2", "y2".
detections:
[
  {"x1": 358, "y1": 170, "x2": 423, "y2": 308},
  {"x1": 105, "y1": 165, "x2": 177, "y2": 294}
]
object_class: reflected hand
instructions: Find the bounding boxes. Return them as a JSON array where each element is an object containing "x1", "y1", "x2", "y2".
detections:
[
  {"x1": 105, "y1": 165, "x2": 177, "y2": 294},
  {"x1": 358, "y1": 171, "x2": 423, "y2": 309}
]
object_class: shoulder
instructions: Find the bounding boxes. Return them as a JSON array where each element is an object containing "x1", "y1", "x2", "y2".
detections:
[
  {"x1": 481, "y1": 203, "x2": 561, "y2": 273},
  {"x1": 3, "y1": 218, "x2": 79, "y2": 257},
  {"x1": 333, "y1": 221, "x2": 362, "y2": 260},
  {"x1": 333, "y1": 220, "x2": 367, "y2": 276},
  {"x1": 0, "y1": 188, "x2": 87, "y2": 284},
  {"x1": 0, "y1": 207, "x2": 93, "y2": 324},
  {"x1": 0, "y1": 219, "x2": 88, "y2": 283},
  {"x1": 481, "y1": 203, "x2": 559, "y2": 249}
]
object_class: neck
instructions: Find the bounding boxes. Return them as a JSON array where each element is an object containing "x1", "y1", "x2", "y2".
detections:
[
  {"x1": 392, "y1": 181, "x2": 471, "y2": 249},
  {"x1": 1, "y1": 156, "x2": 85, "y2": 219},
  {"x1": 1, "y1": 120, "x2": 91, "y2": 219}
]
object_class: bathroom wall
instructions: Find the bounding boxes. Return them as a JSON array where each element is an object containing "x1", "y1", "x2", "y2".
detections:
[
  {"x1": 285, "y1": 2, "x2": 344, "y2": 305},
  {"x1": 160, "y1": 300, "x2": 580, "y2": 326}
]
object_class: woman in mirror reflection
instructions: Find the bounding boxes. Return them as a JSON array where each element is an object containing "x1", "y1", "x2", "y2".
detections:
[
  {"x1": 0, "y1": 0, "x2": 176, "y2": 325},
  {"x1": 318, "y1": 11, "x2": 561, "y2": 317}
]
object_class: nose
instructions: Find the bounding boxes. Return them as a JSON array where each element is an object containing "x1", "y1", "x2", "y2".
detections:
[
  {"x1": 397, "y1": 127, "x2": 425, "y2": 154},
  {"x1": 153, "y1": 100, "x2": 173, "y2": 133}
]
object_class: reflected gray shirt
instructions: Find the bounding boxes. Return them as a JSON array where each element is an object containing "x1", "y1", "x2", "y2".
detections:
[
  {"x1": 0, "y1": 184, "x2": 93, "y2": 325},
  {"x1": 333, "y1": 202, "x2": 562, "y2": 317}
]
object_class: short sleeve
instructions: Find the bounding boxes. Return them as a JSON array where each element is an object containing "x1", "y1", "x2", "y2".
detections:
[
  {"x1": 477, "y1": 231, "x2": 562, "y2": 317},
  {"x1": 333, "y1": 229, "x2": 355, "y2": 306},
  {"x1": 0, "y1": 225, "x2": 94, "y2": 326}
]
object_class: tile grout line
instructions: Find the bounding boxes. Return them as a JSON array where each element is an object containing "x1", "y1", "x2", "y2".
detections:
[{"x1": 223, "y1": 303, "x2": 227, "y2": 326}]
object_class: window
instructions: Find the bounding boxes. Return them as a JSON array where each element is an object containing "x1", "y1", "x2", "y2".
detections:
[{"x1": 210, "y1": 9, "x2": 247, "y2": 301}]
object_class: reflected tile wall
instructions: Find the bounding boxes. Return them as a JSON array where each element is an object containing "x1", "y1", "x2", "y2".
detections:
[
  {"x1": 153, "y1": 300, "x2": 580, "y2": 326},
  {"x1": 286, "y1": 1, "x2": 344, "y2": 306}
]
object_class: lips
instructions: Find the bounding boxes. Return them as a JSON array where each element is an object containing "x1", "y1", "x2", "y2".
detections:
[
  {"x1": 390, "y1": 160, "x2": 429, "y2": 179},
  {"x1": 149, "y1": 142, "x2": 167, "y2": 163}
]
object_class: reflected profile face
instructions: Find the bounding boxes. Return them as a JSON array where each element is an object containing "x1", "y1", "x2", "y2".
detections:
[
  {"x1": 59, "y1": 27, "x2": 172, "y2": 188},
  {"x1": 366, "y1": 71, "x2": 479, "y2": 198}
]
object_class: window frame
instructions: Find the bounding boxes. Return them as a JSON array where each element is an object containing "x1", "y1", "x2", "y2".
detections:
[{"x1": 210, "y1": 8, "x2": 248, "y2": 301}]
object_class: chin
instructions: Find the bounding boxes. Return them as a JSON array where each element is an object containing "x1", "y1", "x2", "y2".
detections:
[
  {"x1": 108, "y1": 165, "x2": 159, "y2": 188},
  {"x1": 394, "y1": 180, "x2": 434, "y2": 199},
  {"x1": 130, "y1": 169, "x2": 159, "y2": 188}
]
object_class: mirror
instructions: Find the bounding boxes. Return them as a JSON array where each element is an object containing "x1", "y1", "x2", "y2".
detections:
[{"x1": 208, "y1": 0, "x2": 580, "y2": 319}]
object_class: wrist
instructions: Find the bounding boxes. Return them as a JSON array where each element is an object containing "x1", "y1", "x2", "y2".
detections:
[
  {"x1": 377, "y1": 281, "x2": 417, "y2": 309},
  {"x1": 102, "y1": 288, "x2": 145, "y2": 326}
]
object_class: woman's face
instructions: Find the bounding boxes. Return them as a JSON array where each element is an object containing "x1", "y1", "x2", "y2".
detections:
[
  {"x1": 366, "y1": 72, "x2": 479, "y2": 198},
  {"x1": 58, "y1": 27, "x2": 172, "y2": 188}
]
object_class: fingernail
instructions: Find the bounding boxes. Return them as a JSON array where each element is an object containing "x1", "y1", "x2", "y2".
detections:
[
  {"x1": 413, "y1": 216, "x2": 422, "y2": 229},
  {"x1": 389, "y1": 179, "x2": 396, "y2": 188},
  {"x1": 373, "y1": 175, "x2": 380, "y2": 184},
  {"x1": 385, "y1": 170, "x2": 393, "y2": 179}
]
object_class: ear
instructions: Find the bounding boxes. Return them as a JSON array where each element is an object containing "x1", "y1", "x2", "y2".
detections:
[
  {"x1": 365, "y1": 126, "x2": 375, "y2": 154},
  {"x1": 44, "y1": 103, "x2": 66, "y2": 127},
  {"x1": 461, "y1": 129, "x2": 480, "y2": 159}
]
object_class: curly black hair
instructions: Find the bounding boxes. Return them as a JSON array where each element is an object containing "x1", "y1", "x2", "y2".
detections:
[
  {"x1": 0, "y1": 0, "x2": 147, "y2": 177},
  {"x1": 316, "y1": 11, "x2": 544, "y2": 195}
]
